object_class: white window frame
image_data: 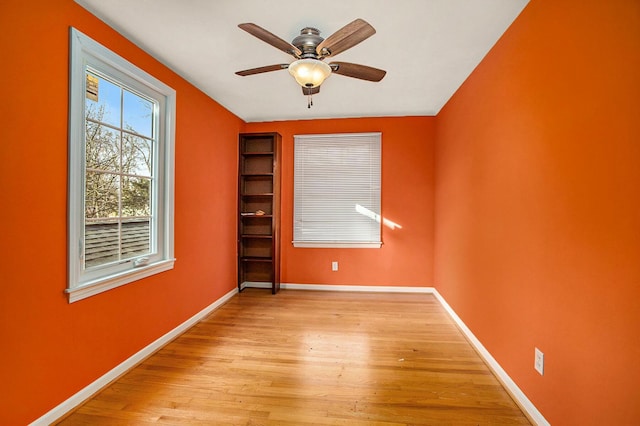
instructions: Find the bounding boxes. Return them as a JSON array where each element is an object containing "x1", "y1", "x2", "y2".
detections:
[
  {"x1": 293, "y1": 132, "x2": 382, "y2": 248},
  {"x1": 67, "y1": 28, "x2": 176, "y2": 303}
]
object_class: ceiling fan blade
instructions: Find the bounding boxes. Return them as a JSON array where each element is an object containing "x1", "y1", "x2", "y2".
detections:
[
  {"x1": 238, "y1": 23, "x2": 302, "y2": 57},
  {"x1": 302, "y1": 86, "x2": 320, "y2": 95},
  {"x1": 236, "y1": 64, "x2": 289, "y2": 76},
  {"x1": 329, "y1": 62, "x2": 386, "y2": 82},
  {"x1": 316, "y1": 19, "x2": 376, "y2": 57}
]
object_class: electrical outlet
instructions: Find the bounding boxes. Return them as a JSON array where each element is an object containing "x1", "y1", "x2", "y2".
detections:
[
  {"x1": 534, "y1": 347, "x2": 544, "y2": 375},
  {"x1": 332, "y1": 261, "x2": 338, "y2": 271}
]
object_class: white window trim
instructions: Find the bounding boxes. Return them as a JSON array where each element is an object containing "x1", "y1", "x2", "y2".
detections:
[
  {"x1": 67, "y1": 28, "x2": 176, "y2": 303},
  {"x1": 293, "y1": 132, "x2": 382, "y2": 249}
]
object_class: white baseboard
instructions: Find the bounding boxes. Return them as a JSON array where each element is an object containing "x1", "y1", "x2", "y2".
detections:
[
  {"x1": 242, "y1": 282, "x2": 435, "y2": 293},
  {"x1": 30, "y1": 287, "x2": 238, "y2": 426},
  {"x1": 282, "y1": 283, "x2": 436, "y2": 293},
  {"x1": 430, "y1": 288, "x2": 550, "y2": 426}
]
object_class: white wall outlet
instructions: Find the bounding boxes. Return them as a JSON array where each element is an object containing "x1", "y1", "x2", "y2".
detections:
[
  {"x1": 534, "y1": 347, "x2": 544, "y2": 375},
  {"x1": 331, "y1": 261, "x2": 338, "y2": 271}
]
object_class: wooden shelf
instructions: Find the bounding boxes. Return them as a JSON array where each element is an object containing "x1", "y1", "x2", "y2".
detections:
[
  {"x1": 238, "y1": 132, "x2": 281, "y2": 294},
  {"x1": 241, "y1": 152, "x2": 274, "y2": 156},
  {"x1": 240, "y1": 256, "x2": 273, "y2": 262}
]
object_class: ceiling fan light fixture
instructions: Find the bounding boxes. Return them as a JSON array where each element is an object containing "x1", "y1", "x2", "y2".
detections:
[{"x1": 288, "y1": 59, "x2": 331, "y2": 88}]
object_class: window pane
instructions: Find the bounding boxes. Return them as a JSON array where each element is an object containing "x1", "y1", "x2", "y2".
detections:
[
  {"x1": 85, "y1": 121, "x2": 120, "y2": 172},
  {"x1": 121, "y1": 176, "x2": 151, "y2": 217},
  {"x1": 85, "y1": 172, "x2": 119, "y2": 219},
  {"x1": 123, "y1": 89, "x2": 153, "y2": 137},
  {"x1": 85, "y1": 219, "x2": 120, "y2": 268},
  {"x1": 121, "y1": 218, "x2": 150, "y2": 261},
  {"x1": 122, "y1": 134, "x2": 152, "y2": 177},
  {"x1": 85, "y1": 72, "x2": 121, "y2": 128}
]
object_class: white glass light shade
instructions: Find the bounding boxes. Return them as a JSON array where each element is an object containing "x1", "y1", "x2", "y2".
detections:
[{"x1": 288, "y1": 59, "x2": 331, "y2": 88}]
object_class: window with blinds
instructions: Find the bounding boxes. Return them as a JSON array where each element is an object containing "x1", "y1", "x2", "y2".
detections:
[{"x1": 293, "y1": 133, "x2": 382, "y2": 248}]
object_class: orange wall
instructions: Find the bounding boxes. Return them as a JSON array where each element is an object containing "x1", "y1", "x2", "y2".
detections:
[
  {"x1": 0, "y1": 1, "x2": 242, "y2": 424},
  {"x1": 434, "y1": 0, "x2": 640, "y2": 424},
  {"x1": 244, "y1": 117, "x2": 435, "y2": 288}
]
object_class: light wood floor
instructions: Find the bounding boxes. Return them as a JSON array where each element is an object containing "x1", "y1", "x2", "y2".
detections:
[{"x1": 58, "y1": 289, "x2": 531, "y2": 425}]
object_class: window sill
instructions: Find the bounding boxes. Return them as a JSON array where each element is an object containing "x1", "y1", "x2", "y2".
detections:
[
  {"x1": 66, "y1": 258, "x2": 176, "y2": 303},
  {"x1": 293, "y1": 241, "x2": 382, "y2": 248}
]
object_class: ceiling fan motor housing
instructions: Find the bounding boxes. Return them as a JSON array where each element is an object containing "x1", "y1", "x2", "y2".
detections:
[{"x1": 292, "y1": 27, "x2": 324, "y2": 59}]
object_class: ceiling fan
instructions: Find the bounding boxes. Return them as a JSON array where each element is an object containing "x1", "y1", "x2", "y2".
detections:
[{"x1": 235, "y1": 19, "x2": 386, "y2": 107}]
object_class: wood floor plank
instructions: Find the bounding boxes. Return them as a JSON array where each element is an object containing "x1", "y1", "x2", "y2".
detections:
[{"x1": 57, "y1": 289, "x2": 531, "y2": 425}]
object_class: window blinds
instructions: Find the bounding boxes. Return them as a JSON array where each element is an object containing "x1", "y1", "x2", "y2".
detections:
[{"x1": 293, "y1": 133, "x2": 381, "y2": 248}]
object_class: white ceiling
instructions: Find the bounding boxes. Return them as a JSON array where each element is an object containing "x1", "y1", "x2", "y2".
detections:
[{"x1": 74, "y1": 0, "x2": 529, "y2": 123}]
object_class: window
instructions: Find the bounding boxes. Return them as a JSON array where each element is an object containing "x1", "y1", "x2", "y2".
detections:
[
  {"x1": 293, "y1": 133, "x2": 382, "y2": 248},
  {"x1": 67, "y1": 28, "x2": 175, "y2": 302}
]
